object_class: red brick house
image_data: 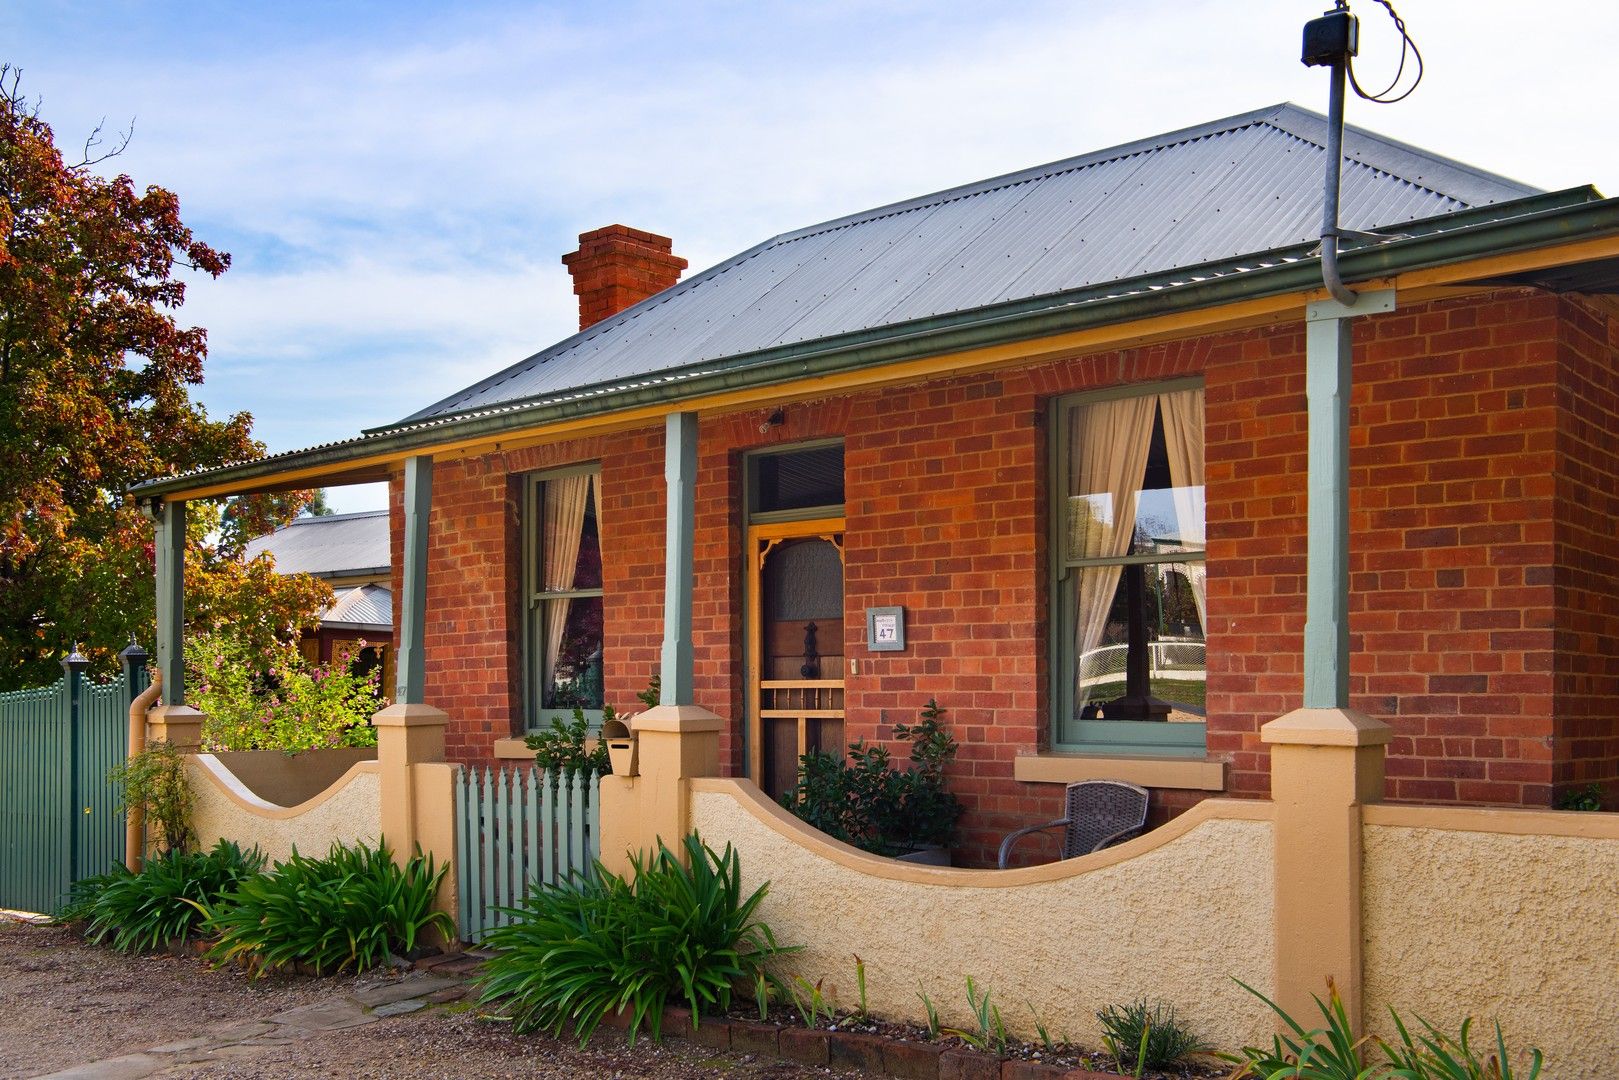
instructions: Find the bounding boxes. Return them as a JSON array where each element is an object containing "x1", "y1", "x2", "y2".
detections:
[{"x1": 135, "y1": 105, "x2": 1619, "y2": 866}]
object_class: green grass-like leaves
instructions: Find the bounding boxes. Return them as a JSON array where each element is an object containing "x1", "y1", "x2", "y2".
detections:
[
  {"x1": 1096, "y1": 998, "x2": 1208, "y2": 1072},
  {"x1": 59, "y1": 841, "x2": 262, "y2": 952},
  {"x1": 1225, "y1": 978, "x2": 1544, "y2": 1080},
  {"x1": 202, "y1": 839, "x2": 452, "y2": 977},
  {"x1": 476, "y1": 833, "x2": 799, "y2": 1046}
]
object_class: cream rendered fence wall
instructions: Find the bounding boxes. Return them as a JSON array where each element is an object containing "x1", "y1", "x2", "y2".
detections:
[
  {"x1": 187, "y1": 755, "x2": 382, "y2": 864},
  {"x1": 1360, "y1": 805, "x2": 1619, "y2": 1080},
  {"x1": 690, "y1": 779, "x2": 1276, "y2": 1052}
]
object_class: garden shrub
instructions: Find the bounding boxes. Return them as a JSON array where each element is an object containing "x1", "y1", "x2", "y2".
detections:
[
  {"x1": 782, "y1": 698, "x2": 963, "y2": 856},
  {"x1": 1096, "y1": 998, "x2": 1209, "y2": 1071},
  {"x1": 525, "y1": 704, "x2": 612, "y2": 775},
  {"x1": 204, "y1": 839, "x2": 451, "y2": 976},
  {"x1": 60, "y1": 840, "x2": 262, "y2": 952},
  {"x1": 187, "y1": 632, "x2": 381, "y2": 752},
  {"x1": 476, "y1": 833, "x2": 798, "y2": 1045},
  {"x1": 108, "y1": 740, "x2": 198, "y2": 855}
]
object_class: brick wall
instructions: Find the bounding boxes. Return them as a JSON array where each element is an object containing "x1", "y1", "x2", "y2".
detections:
[
  {"x1": 397, "y1": 288, "x2": 1607, "y2": 863},
  {"x1": 1553, "y1": 296, "x2": 1619, "y2": 805}
]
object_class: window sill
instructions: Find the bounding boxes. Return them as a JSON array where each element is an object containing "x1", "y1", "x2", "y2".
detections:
[
  {"x1": 1014, "y1": 752, "x2": 1225, "y2": 791},
  {"x1": 493, "y1": 738, "x2": 534, "y2": 761}
]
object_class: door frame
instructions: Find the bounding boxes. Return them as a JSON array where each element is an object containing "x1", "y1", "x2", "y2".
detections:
[{"x1": 744, "y1": 516, "x2": 846, "y2": 786}]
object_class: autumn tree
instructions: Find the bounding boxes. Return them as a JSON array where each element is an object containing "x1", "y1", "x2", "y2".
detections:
[{"x1": 0, "y1": 67, "x2": 329, "y2": 690}]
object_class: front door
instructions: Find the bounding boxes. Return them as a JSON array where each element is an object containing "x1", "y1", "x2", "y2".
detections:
[{"x1": 747, "y1": 518, "x2": 845, "y2": 800}]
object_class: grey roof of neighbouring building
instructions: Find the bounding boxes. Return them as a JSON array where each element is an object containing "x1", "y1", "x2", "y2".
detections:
[
  {"x1": 243, "y1": 510, "x2": 390, "y2": 579},
  {"x1": 398, "y1": 102, "x2": 1540, "y2": 426},
  {"x1": 319, "y1": 584, "x2": 392, "y2": 632}
]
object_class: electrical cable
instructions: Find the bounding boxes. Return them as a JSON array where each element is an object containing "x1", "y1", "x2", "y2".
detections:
[{"x1": 1347, "y1": 0, "x2": 1423, "y2": 104}]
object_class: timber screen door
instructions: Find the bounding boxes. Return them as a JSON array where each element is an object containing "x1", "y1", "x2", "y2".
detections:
[{"x1": 745, "y1": 442, "x2": 845, "y2": 800}]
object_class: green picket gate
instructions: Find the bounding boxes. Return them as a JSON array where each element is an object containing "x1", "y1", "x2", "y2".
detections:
[
  {"x1": 0, "y1": 651, "x2": 148, "y2": 915},
  {"x1": 453, "y1": 765, "x2": 599, "y2": 942}
]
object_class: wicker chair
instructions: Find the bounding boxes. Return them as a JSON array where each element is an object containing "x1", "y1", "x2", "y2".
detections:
[{"x1": 996, "y1": 780, "x2": 1150, "y2": 869}]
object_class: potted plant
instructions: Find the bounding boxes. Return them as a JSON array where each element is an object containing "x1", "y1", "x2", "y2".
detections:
[{"x1": 782, "y1": 699, "x2": 963, "y2": 863}]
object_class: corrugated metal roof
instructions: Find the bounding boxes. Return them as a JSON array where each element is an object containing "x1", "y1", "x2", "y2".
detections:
[
  {"x1": 243, "y1": 511, "x2": 390, "y2": 578},
  {"x1": 399, "y1": 103, "x2": 1539, "y2": 426},
  {"x1": 319, "y1": 584, "x2": 392, "y2": 631}
]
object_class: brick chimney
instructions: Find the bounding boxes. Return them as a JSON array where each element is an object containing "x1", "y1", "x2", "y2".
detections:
[{"x1": 561, "y1": 225, "x2": 687, "y2": 331}]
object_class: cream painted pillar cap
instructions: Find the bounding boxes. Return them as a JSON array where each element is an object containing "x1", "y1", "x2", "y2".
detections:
[
  {"x1": 1261, "y1": 706, "x2": 1392, "y2": 746},
  {"x1": 147, "y1": 704, "x2": 205, "y2": 720},
  {"x1": 371, "y1": 702, "x2": 451, "y2": 729},
  {"x1": 632, "y1": 704, "x2": 724, "y2": 734}
]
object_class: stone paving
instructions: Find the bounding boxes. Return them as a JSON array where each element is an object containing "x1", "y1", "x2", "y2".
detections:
[{"x1": 27, "y1": 954, "x2": 486, "y2": 1080}]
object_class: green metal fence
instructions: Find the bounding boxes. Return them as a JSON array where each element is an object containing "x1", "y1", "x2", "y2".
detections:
[
  {"x1": 0, "y1": 650, "x2": 148, "y2": 915},
  {"x1": 454, "y1": 765, "x2": 599, "y2": 942}
]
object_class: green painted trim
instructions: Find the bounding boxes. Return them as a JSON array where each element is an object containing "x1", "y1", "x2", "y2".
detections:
[
  {"x1": 1048, "y1": 381, "x2": 1209, "y2": 756},
  {"x1": 661, "y1": 413, "x2": 699, "y2": 705},
  {"x1": 746, "y1": 505, "x2": 846, "y2": 526},
  {"x1": 154, "y1": 500, "x2": 186, "y2": 702},
  {"x1": 1053, "y1": 722, "x2": 1209, "y2": 756},
  {"x1": 521, "y1": 464, "x2": 604, "y2": 729},
  {"x1": 396, "y1": 456, "x2": 433, "y2": 705},
  {"x1": 129, "y1": 193, "x2": 1619, "y2": 501}
]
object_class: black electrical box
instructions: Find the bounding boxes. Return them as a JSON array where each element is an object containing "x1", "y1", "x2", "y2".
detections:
[{"x1": 1302, "y1": 8, "x2": 1359, "y2": 67}]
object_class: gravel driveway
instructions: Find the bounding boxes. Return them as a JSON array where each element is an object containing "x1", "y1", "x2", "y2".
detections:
[{"x1": 0, "y1": 918, "x2": 862, "y2": 1079}]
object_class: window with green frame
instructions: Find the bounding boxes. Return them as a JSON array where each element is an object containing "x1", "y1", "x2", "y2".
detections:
[
  {"x1": 1051, "y1": 379, "x2": 1206, "y2": 755},
  {"x1": 522, "y1": 465, "x2": 604, "y2": 731}
]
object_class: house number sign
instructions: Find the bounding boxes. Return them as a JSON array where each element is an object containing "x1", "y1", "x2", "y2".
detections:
[{"x1": 866, "y1": 606, "x2": 906, "y2": 652}]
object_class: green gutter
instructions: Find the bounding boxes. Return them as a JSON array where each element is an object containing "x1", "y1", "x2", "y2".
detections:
[{"x1": 130, "y1": 193, "x2": 1619, "y2": 500}]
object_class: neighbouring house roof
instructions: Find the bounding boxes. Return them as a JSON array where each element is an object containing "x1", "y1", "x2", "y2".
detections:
[
  {"x1": 130, "y1": 102, "x2": 1619, "y2": 501},
  {"x1": 399, "y1": 103, "x2": 1539, "y2": 426},
  {"x1": 243, "y1": 510, "x2": 390, "y2": 580},
  {"x1": 318, "y1": 584, "x2": 392, "y2": 633}
]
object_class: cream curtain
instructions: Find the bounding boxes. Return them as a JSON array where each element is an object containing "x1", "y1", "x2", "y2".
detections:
[
  {"x1": 1069, "y1": 395, "x2": 1158, "y2": 690},
  {"x1": 1158, "y1": 388, "x2": 1207, "y2": 633},
  {"x1": 541, "y1": 473, "x2": 592, "y2": 699}
]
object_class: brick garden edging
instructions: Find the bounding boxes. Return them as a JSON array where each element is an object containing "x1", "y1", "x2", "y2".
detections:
[{"x1": 625, "y1": 1006, "x2": 1139, "y2": 1080}]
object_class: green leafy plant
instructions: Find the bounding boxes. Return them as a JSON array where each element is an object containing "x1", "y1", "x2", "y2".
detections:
[
  {"x1": 1379, "y1": 1012, "x2": 1543, "y2": 1080},
  {"x1": 1028, "y1": 1002, "x2": 1056, "y2": 1053},
  {"x1": 781, "y1": 698, "x2": 963, "y2": 856},
  {"x1": 203, "y1": 840, "x2": 451, "y2": 977},
  {"x1": 636, "y1": 675, "x2": 661, "y2": 710},
  {"x1": 1554, "y1": 783, "x2": 1603, "y2": 811},
  {"x1": 525, "y1": 704, "x2": 613, "y2": 775},
  {"x1": 1226, "y1": 978, "x2": 1545, "y2": 1080},
  {"x1": 791, "y1": 975, "x2": 833, "y2": 1029},
  {"x1": 853, "y1": 954, "x2": 869, "y2": 1020},
  {"x1": 64, "y1": 841, "x2": 262, "y2": 952},
  {"x1": 944, "y1": 975, "x2": 1007, "y2": 1054},
  {"x1": 1224, "y1": 977, "x2": 1376, "y2": 1079},
  {"x1": 109, "y1": 740, "x2": 197, "y2": 855},
  {"x1": 1097, "y1": 998, "x2": 1208, "y2": 1072},
  {"x1": 476, "y1": 833, "x2": 798, "y2": 1046},
  {"x1": 917, "y1": 983, "x2": 942, "y2": 1039},
  {"x1": 754, "y1": 971, "x2": 773, "y2": 1022},
  {"x1": 187, "y1": 632, "x2": 380, "y2": 752}
]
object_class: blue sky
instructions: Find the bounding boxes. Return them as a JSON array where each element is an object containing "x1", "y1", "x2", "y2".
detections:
[{"x1": 7, "y1": 1, "x2": 1616, "y2": 512}]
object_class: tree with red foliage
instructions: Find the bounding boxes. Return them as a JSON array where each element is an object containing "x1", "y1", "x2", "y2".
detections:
[{"x1": 0, "y1": 67, "x2": 328, "y2": 690}]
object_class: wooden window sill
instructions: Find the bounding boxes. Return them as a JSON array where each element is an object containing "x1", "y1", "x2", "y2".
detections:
[{"x1": 1014, "y1": 752, "x2": 1225, "y2": 791}]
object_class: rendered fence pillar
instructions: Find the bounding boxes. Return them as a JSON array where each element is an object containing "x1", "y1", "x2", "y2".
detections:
[
  {"x1": 598, "y1": 704, "x2": 722, "y2": 877},
  {"x1": 372, "y1": 702, "x2": 449, "y2": 861},
  {"x1": 1262, "y1": 706, "x2": 1390, "y2": 1033},
  {"x1": 145, "y1": 703, "x2": 203, "y2": 752}
]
